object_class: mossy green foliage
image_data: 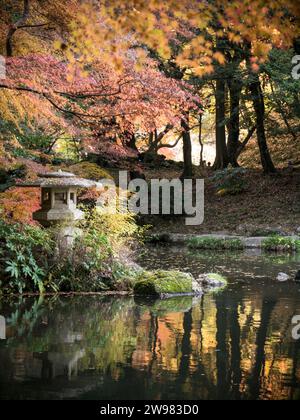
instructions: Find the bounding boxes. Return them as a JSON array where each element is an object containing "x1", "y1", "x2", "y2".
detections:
[
  {"x1": 188, "y1": 236, "x2": 244, "y2": 251},
  {"x1": 262, "y1": 236, "x2": 300, "y2": 253},
  {"x1": 134, "y1": 270, "x2": 193, "y2": 297},
  {"x1": 68, "y1": 161, "x2": 113, "y2": 181}
]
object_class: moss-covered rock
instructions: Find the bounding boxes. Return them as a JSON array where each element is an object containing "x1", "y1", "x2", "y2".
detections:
[
  {"x1": 133, "y1": 270, "x2": 194, "y2": 297},
  {"x1": 197, "y1": 273, "x2": 228, "y2": 292},
  {"x1": 68, "y1": 162, "x2": 113, "y2": 181}
]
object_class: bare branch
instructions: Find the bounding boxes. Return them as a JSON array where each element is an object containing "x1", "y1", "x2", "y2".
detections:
[
  {"x1": 158, "y1": 133, "x2": 183, "y2": 149},
  {"x1": 236, "y1": 126, "x2": 257, "y2": 158},
  {"x1": 18, "y1": 23, "x2": 49, "y2": 29}
]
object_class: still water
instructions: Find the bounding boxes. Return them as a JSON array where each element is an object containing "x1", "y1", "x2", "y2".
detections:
[{"x1": 0, "y1": 245, "x2": 300, "y2": 400}]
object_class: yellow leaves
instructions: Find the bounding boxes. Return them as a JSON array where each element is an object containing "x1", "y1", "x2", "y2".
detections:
[
  {"x1": 53, "y1": 40, "x2": 62, "y2": 51},
  {"x1": 216, "y1": 189, "x2": 228, "y2": 197},
  {"x1": 251, "y1": 41, "x2": 272, "y2": 62},
  {"x1": 228, "y1": 32, "x2": 242, "y2": 44},
  {"x1": 193, "y1": 65, "x2": 214, "y2": 77},
  {"x1": 0, "y1": 90, "x2": 26, "y2": 128},
  {"x1": 53, "y1": 0, "x2": 299, "y2": 79},
  {"x1": 144, "y1": 28, "x2": 171, "y2": 59}
]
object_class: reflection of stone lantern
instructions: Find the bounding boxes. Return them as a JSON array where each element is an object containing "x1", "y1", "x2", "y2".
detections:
[{"x1": 19, "y1": 170, "x2": 97, "y2": 227}]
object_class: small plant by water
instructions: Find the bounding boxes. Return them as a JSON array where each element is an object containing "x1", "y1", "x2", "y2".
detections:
[
  {"x1": 188, "y1": 236, "x2": 245, "y2": 251},
  {"x1": 262, "y1": 236, "x2": 300, "y2": 253}
]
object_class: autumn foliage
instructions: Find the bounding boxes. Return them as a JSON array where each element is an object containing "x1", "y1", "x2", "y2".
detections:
[
  {"x1": 1, "y1": 0, "x2": 298, "y2": 144},
  {"x1": 0, "y1": 0, "x2": 299, "y2": 223},
  {"x1": 0, "y1": 187, "x2": 41, "y2": 225}
]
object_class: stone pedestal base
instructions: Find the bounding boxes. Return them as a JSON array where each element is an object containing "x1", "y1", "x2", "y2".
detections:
[{"x1": 54, "y1": 226, "x2": 83, "y2": 258}]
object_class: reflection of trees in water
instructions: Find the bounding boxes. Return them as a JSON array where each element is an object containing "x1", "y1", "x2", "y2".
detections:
[
  {"x1": 248, "y1": 298, "x2": 277, "y2": 400},
  {"x1": 0, "y1": 289, "x2": 299, "y2": 400},
  {"x1": 177, "y1": 309, "x2": 193, "y2": 382},
  {"x1": 229, "y1": 295, "x2": 242, "y2": 400},
  {"x1": 216, "y1": 293, "x2": 230, "y2": 399},
  {"x1": 0, "y1": 297, "x2": 138, "y2": 387},
  {"x1": 290, "y1": 341, "x2": 300, "y2": 400}
]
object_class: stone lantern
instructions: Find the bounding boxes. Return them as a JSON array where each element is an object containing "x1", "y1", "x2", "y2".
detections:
[{"x1": 19, "y1": 170, "x2": 98, "y2": 227}]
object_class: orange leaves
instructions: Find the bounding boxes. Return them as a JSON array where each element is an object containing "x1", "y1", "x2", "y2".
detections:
[
  {"x1": 1, "y1": 0, "x2": 298, "y2": 156},
  {"x1": 213, "y1": 52, "x2": 226, "y2": 65},
  {"x1": 0, "y1": 187, "x2": 41, "y2": 225},
  {"x1": 85, "y1": 0, "x2": 300, "y2": 76},
  {"x1": 251, "y1": 42, "x2": 272, "y2": 65}
]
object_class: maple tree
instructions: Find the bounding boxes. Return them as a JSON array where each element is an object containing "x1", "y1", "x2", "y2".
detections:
[
  {"x1": 0, "y1": 0, "x2": 299, "y2": 174},
  {"x1": 0, "y1": 187, "x2": 40, "y2": 224},
  {"x1": 66, "y1": 0, "x2": 299, "y2": 172},
  {"x1": 0, "y1": 1, "x2": 199, "y2": 146}
]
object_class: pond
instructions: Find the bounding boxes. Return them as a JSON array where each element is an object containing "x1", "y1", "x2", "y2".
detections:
[{"x1": 0, "y1": 245, "x2": 300, "y2": 400}]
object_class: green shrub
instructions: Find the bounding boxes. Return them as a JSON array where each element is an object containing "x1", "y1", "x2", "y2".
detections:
[
  {"x1": 262, "y1": 236, "x2": 300, "y2": 252},
  {"x1": 17, "y1": 129, "x2": 55, "y2": 152},
  {"x1": 50, "y1": 208, "x2": 143, "y2": 293},
  {"x1": 188, "y1": 236, "x2": 244, "y2": 250},
  {"x1": 68, "y1": 161, "x2": 113, "y2": 181},
  {"x1": 0, "y1": 221, "x2": 55, "y2": 294},
  {"x1": 211, "y1": 168, "x2": 247, "y2": 196},
  {"x1": 0, "y1": 204, "x2": 144, "y2": 295}
]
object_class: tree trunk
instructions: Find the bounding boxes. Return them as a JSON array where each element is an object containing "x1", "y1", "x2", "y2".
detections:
[
  {"x1": 127, "y1": 133, "x2": 138, "y2": 151},
  {"x1": 122, "y1": 131, "x2": 138, "y2": 151},
  {"x1": 227, "y1": 80, "x2": 242, "y2": 167},
  {"x1": 146, "y1": 125, "x2": 173, "y2": 156},
  {"x1": 147, "y1": 131, "x2": 156, "y2": 154},
  {"x1": 213, "y1": 78, "x2": 229, "y2": 170},
  {"x1": 181, "y1": 117, "x2": 193, "y2": 178},
  {"x1": 199, "y1": 113, "x2": 204, "y2": 166},
  {"x1": 247, "y1": 59, "x2": 276, "y2": 173},
  {"x1": 250, "y1": 79, "x2": 276, "y2": 173}
]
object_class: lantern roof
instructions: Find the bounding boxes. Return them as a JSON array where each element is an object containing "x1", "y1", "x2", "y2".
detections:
[{"x1": 17, "y1": 169, "x2": 98, "y2": 189}]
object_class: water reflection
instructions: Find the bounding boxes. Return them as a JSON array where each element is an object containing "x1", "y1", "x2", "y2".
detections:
[
  {"x1": 0, "y1": 295, "x2": 299, "y2": 399},
  {"x1": 0, "y1": 248, "x2": 300, "y2": 400}
]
